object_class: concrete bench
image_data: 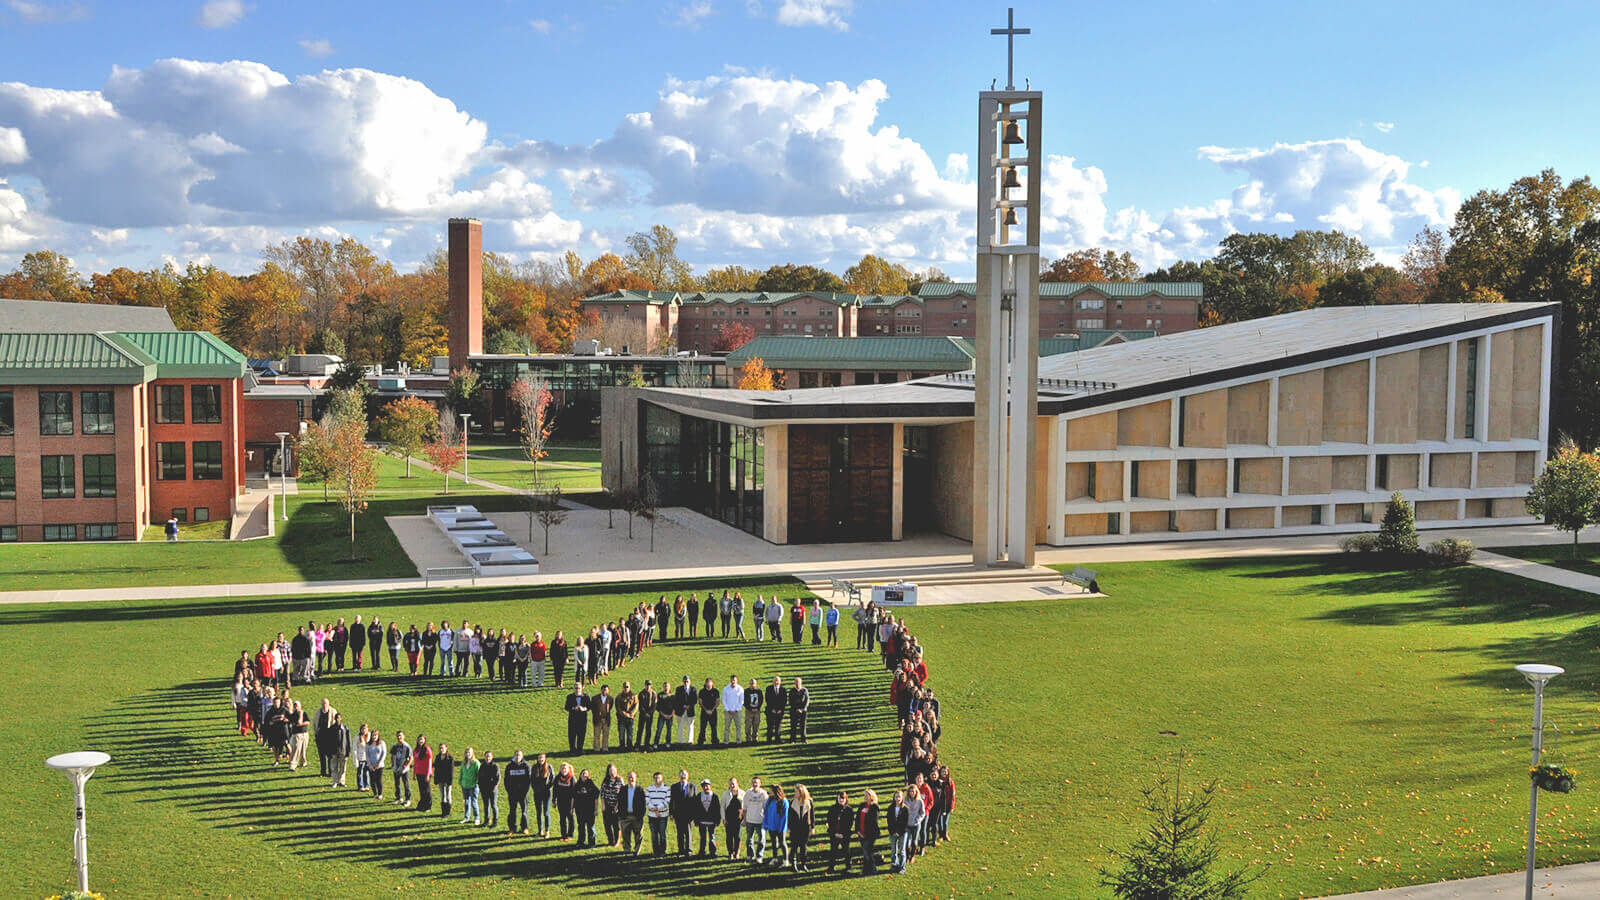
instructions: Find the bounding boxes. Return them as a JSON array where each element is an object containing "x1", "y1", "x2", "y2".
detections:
[
  {"x1": 424, "y1": 566, "x2": 477, "y2": 587},
  {"x1": 1061, "y1": 566, "x2": 1099, "y2": 593}
]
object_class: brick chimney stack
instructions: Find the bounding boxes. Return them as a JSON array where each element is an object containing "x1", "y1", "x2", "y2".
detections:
[{"x1": 447, "y1": 217, "x2": 483, "y2": 371}]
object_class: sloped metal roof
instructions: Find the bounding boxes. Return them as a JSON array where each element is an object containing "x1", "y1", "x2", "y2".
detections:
[
  {"x1": 0, "y1": 332, "x2": 156, "y2": 384},
  {"x1": 114, "y1": 331, "x2": 248, "y2": 378},
  {"x1": 918, "y1": 281, "x2": 1203, "y2": 298}
]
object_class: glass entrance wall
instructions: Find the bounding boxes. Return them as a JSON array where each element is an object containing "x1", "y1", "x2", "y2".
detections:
[{"x1": 640, "y1": 403, "x2": 765, "y2": 538}]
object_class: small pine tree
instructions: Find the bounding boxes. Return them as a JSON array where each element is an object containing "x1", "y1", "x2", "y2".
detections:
[
  {"x1": 1377, "y1": 491, "x2": 1418, "y2": 554},
  {"x1": 1100, "y1": 753, "x2": 1263, "y2": 900}
]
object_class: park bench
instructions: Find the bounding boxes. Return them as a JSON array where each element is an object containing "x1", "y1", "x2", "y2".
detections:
[
  {"x1": 424, "y1": 566, "x2": 477, "y2": 587},
  {"x1": 1061, "y1": 566, "x2": 1099, "y2": 593},
  {"x1": 829, "y1": 578, "x2": 861, "y2": 603}
]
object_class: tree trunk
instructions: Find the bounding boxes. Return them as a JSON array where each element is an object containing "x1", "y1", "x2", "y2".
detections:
[
  {"x1": 650, "y1": 519, "x2": 655, "y2": 552},
  {"x1": 1575, "y1": 529, "x2": 1581, "y2": 559},
  {"x1": 405, "y1": 454, "x2": 411, "y2": 477},
  {"x1": 544, "y1": 526, "x2": 550, "y2": 555},
  {"x1": 348, "y1": 510, "x2": 357, "y2": 559}
]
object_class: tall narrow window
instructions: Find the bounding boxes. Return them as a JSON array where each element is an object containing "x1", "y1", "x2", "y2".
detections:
[
  {"x1": 1463, "y1": 338, "x2": 1479, "y2": 439},
  {"x1": 1106, "y1": 512, "x2": 1121, "y2": 534},
  {"x1": 83, "y1": 454, "x2": 116, "y2": 497},
  {"x1": 81, "y1": 390, "x2": 115, "y2": 434},
  {"x1": 1177, "y1": 459, "x2": 1196, "y2": 496},
  {"x1": 1177, "y1": 396, "x2": 1188, "y2": 446},
  {"x1": 156, "y1": 385, "x2": 185, "y2": 424},
  {"x1": 41, "y1": 454, "x2": 74, "y2": 498},
  {"x1": 0, "y1": 456, "x2": 13, "y2": 499},
  {"x1": 1130, "y1": 460, "x2": 1142, "y2": 498},
  {"x1": 191, "y1": 384, "x2": 222, "y2": 424},
  {"x1": 1085, "y1": 463, "x2": 1097, "y2": 498},
  {"x1": 1375, "y1": 454, "x2": 1390, "y2": 490},
  {"x1": 39, "y1": 391, "x2": 72, "y2": 435},
  {"x1": 0, "y1": 391, "x2": 12, "y2": 436},
  {"x1": 1232, "y1": 459, "x2": 1243, "y2": 494}
]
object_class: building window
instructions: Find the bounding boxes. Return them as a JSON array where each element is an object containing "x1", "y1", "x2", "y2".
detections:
[
  {"x1": 0, "y1": 526, "x2": 15, "y2": 542},
  {"x1": 1232, "y1": 459, "x2": 1243, "y2": 494},
  {"x1": 0, "y1": 391, "x2": 12, "y2": 436},
  {"x1": 83, "y1": 454, "x2": 116, "y2": 497},
  {"x1": 81, "y1": 390, "x2": 115, "y2": 435},
  {"x1": 84, "y1": 524, "x2": 117, "y2": 540},
  {"x1": 41, "y1": 455, "x2": 74, "y2": 498},
  {"x1": 1311, "y1": 505, "x2": 1324, "y2": 525},
  {"x1": 1106, "y1": 512, "x2": 1121, "y2": 534},
  {"x1": 1078, "y1": 318, "x2": 1105, "y2": 329},
  {"x1": 1177, "y1": 459, "x2": 1195, "y2": 496},
  {"x1": 42, "y1": 524, "x2": 77, "y2": 542},
  {"x1": 1130, "y1": 460, "x2": 1142, "y2": 498},
  {"x1": 0, "y1": 456, "x2": 12, "y2": 499},
  {"x1": 1086, "y1": 463, "x2": 1097, "y2": 497},
  {"x1": 798, "y1": 372, "x2": 819, "y2": 388},
  {"x1": 158, "y1": 442, "x2": 186, "y2": 480},
  {"x1": 296, "y1": 400, "x2": 306, "y2": 419},
  {"x1": 1374, "y1": 454, "x2": 1390, "y2": 490},
  {"x1": 171, "y1": 507, "x2": 188, "y2": 523},
  {"x1": 1079, "y1": 298, "x2": 1104, "y2": 310},
  {"x1": 194, "y1": 507, "x2": 210, "y2": 522},
  {"x1": 156, "y1": 385, "x2": 185, "y2": 424},
  {"x1": 1463, "y1": 338, "x2": 1479, "y2": 439},
  {"x1": 191, "y1": 384, "x2": 223, "y2": 424},
  {"x1": 193, "y1": 441, "x2": 223, "y2": 480},
  {"x1": 1168, "y1": 510, "x2": 1179, "y2": 531},
  {"x1": 39, "y1": 391, "x2": 73, "y2": 435}
]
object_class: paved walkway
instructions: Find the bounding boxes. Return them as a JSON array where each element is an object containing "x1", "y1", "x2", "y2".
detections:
[
  {"x1": 1470, "y1": 550, "x2": 1600, "y2": 594},
  {"x1": 1321, "y1": 861, "x2": 1600, "y2": 898}
]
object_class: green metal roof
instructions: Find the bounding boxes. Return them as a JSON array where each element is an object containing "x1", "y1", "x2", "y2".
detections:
[
  {"x1": 726, "y1": 336, "x2": 976, "y2": 371},
  {"x1": 918, "y1": 281, "x2": 1203, "y2": 299},
  {"x1": 0, "y1": 332, "x2": 157, "y2": 384},
  {"x1": 581, "y1": 289, "x2": 918, "y2": 308},
  {"x1": 113, "y1": 331, "x2": 249, "y2": 379}
]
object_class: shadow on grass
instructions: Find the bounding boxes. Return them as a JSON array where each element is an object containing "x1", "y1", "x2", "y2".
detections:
[{"x1": 84, "y1": 640, "x2": 903, "y2": 892}]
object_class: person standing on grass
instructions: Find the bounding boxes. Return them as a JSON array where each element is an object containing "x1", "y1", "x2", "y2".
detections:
[
  {"x1": 255, "y1": 643, "x2": 274, "y2": 686},
  {"x1": 482, "y1": 628, "x2": 500, "y2": 681},
  {"x1": 385, "y1": 621, "x2": 401, "y2": 672},
  {"x1": 853, "y1": 602, "x2": 868, "y2": 650},
  {"x1": 532, "y1": 753, "x2": 555, "y2": 837},
  {"x1": 824, "y1": 603, "x2": 840, "y2": 647},
  {"x1": 332, "y1": 618, "x2": 349, "y2": 671},
  {"x1": 826, "y1": 790, "x2": 853, "y2": 873},
  {"x1": 314, "y1": 698, "x2": 336, "y2": 776},
  {"x1": 438, "y1": 621, "x2": 455, "y2": 676},
  {"x1": 453, "y1": 621, "x2": 471, "y2": 676},
  {"x1": 719, "y1": 590, "x2": 733, "y2": 637},
  {"x1": 354, "y1": 724, "x2": 371, "y2": 790},
  {"x1": 274, "y1": 633, "x2": 290, "y2": 687},
  {"x1": 365, "y1": 729, "x2": 387, "y2": 799},
  {"x1": 722, "y1": 777, "x2": 744, "y2": 860},
  {"x1": 421, "y1": 622, "x2": 438, "y2": 675},
  {"x1": 327, "y1": 712, "x2": 350, "y2": 787},
  {"x1": 788, "y1": 677, "x2": 811, "y2": 743},
  {"x1": 673, "y1": 677, "x2": 697, "y2": 746},
  {"x1": 287, "y1": 701, "x2": 310, "y2": 771},
  {"x1": 887, "y1": 790, "x2": 910, "y2": 874},
  {"x1": 350, "y1": 615, "x2": 366, "y2": 669},
  {"x1": 669, "y1": 769, "x2": 695, "y2": 856},
  {"x1": 403, "y1": 624, "x2": 422, "y2": 675},
  {"x1": 290, "y1": 627, "x2": 312, "y2": 685},
  {"x1": 262, "y1": 696, "x2": 289, "y2": 764},
  {"x1": 616, "y1": 681, "x2": 638, "y2": 750},
  {"x1": 654, "y1": 680, "x2": 676, "y2": 749},
  {"x1": 550, "y1": 631, "x2": 568, "y2": 687},
  {"x1": 553, "y1": 762, "x2": 578, "y2": 840},
  {"x1": 763, "y1": 784, "x2": 790, "y2": 868},
  {"x1": 742, "y1": 776, "x2": 767, "y2": 864},
  {"x1": 592, "y1": 684, "x2": 614, "y2": 753},
  {"x1": 620, "y1": 771, "x2": 646, "y2": 855},
  {"x1": 479, "y1": 750, "x2": 501, "y2": 828},
  {"x1": 764, "y1": 676, "x2": 786, "y2": 743},
  {"x1": 573, "y1": 638, "x2": 589, "y2": 689},
  {"x1": 531, "y1": 632, "x2": 548, "y2": 688},
  {"x1": 366, "y1": 618, "x2": 384, "y2": 672},
  {"x1": 766, "y1": 597, "x2": 784, "y2": 642},
  {"x1": 504, "y1": 750, "x2": 532, "y2": 835},
  {"x1": 413, "y1": 735, "x2": 434, "y2": 812},
  {"x1": 789, "y1": 784, "x2": 815, "y2": 872},
  {"x1": 686, "y1": 594, "x2": 700, "y2": 638},
  {"x1": 231, "y1": 674, "x2": 250, "y2": 735},
  {"x1": 565, "y1": 684, "x2": 588, "y2": 753},
  {"x1": 721, "y1": 675, "x2": 743, "y2": 744},
  {"x1": 753, "y1": 596, "x2": 767, "y2": 641},
  {"x1": 702, "y1": 592, "x2": 717, "y2": 639},
  {"x1": 789, "y1": 599, "x2": 805, "y2": 644},
  {"x1": 313, "y1": 622, "x2": 329, "y2": 676},
  {"x1": 732, "y1": 592, "x2": 746, "y2": 639},
  {"x1": 694, "y1": 778, "x2": 721, "y2": 856},
  {"x1": 696, "y1": 677, "x2": 720, "y2": 746},
  {"x1": 469, "y1": 625, "x2": 484, "y2": 677},
  {"x1": 458, "y1": 748, "x2": 481, "y2": 825},
  {"x1": 856, "y1": 789, "x2": 881, "y2": 876},
  {"x1": 646, "y1": 771, "x2": 672, "y2": 855},
  {"x1": 600, "y1": 763, "x2": 624, "y2": 848},
  {"x1": 515, "y1": 634, "x2": 532, "y2": 686},
  {"x1": 434, "y1": 744, "x2": 455, "y2": 819},
  {"x1": 390, "y1": 730, "x2": 413, "y2": 807},
  {"x1": 573, "y1": 768, "x2": 600, "y2": 848},
  {"x1": 743, "y1": 674, "x2": 763, "y2": 745},
  {"x1": 164, "y1": 514, "x2": 178, "y2": 541},
  {"x1": 636, "y1": 681, "x2": 657, "y2": 751},
  {"x1": 808, "y1": 601, "x2": 823, "y2": 645},
  {"x1": 673, "y1": 595, "x2": 687, "y2": 639},
  {"x1": 653, "y1": 596, "x2": 669, "y2": 642}
]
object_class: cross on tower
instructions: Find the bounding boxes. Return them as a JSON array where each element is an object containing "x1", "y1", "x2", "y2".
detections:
[{"x1": 990, "y1": 7, "x2": 1030, "y2": 91}]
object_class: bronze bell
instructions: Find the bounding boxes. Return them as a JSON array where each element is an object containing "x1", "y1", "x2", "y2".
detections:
[
  {"x1": 1002, "y1": 120, "x2": 1024, "y2": 144},
  {"x1": 1001, "y1": 166, "x2": 1021, "y2": 189},
  {"x1": 1002, "y1": 207, "x2": 1019, "y2": 226}
]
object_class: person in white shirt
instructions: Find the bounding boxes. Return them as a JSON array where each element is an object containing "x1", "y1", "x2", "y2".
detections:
[
  {"x1": 453, "y1": 622, "x2": 471, "y2": 676},
  {"x1": 645, "y1": 771, "x2": 673, "y2": 856},
  {"x1": 742, "y1": 776, "x2": 768, "y2": 864},
  {"x1": 721, "y1": 676, "x2": 744, "y2": 744},
  {"x1": 438, "y1": 621, "x2": 455, "y2": 676}
]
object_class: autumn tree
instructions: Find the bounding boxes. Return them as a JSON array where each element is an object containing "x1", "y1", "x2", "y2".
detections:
[
  {"x1": 701, "y1": 265, "x2": 762, "y2": 291},
  {"x1": 625, "y1": 225, "x2": 694, "y2": 290},
  {"x1": 1526, "y1": 439, "x2": 1600, "y2": 556},
  {"x1": 329, "y1": 415, "x2": 379, "y2": 559},
  {"x1": 712, "y1": 322, "x2": 756, "y2": 353},
  {"x1": 445, "y1": 367, "x2": 484, "y2": 423},
  {"x1": 582, "y1": 253, "x2": 653, "y2": 293},
  {"x1": 1042, "y1": 249, "x2": 1140, "y2": 282},
  {"x1": 533, "y1": 484, "x2": 569, "y2": 555},
  {"x1": 295, "y1": 419, "x2": 337, "y2": 502},
  {"x1": 1316, "y1": 264, "x2": 1406, "y2": 307},
  {"x1": 754, "y1": 264, "x2": 845, "y2": 293},
  {"x1": 422, "y1": 411, "x2": 464, "y2": 495},
  {"x1": 843, "y1": 254, "x2": 911, "y2": 295},
  {"x1": 0, "y1": 250, "x2": 87, "y2": 302},
  {"x1": 376, "y1": 395, "x2": 438, "y2": 477},
  {"x1": 509, "y1": 375, "x2": 557, "y2": 540},
  {"x1": 905, "y1": 266, "x2": 951, "y2": 295},
  {"x1": 1399, "y1": 225, "x2": 1449, "y2": 304},
  {"x1": 736, "y1": 356, "x2": 776, "y2": 390}
]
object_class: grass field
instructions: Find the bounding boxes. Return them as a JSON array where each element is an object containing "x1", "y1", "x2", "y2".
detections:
[
  {"x1": 457, "y1": 440, "x2": 604, "y2": 493},
  {"x1": 4, "y1": 556, "x2": 1600, "y2": 897},
  {"x1": 139, "y1": 518, "x2": 230, "y2": 541}
]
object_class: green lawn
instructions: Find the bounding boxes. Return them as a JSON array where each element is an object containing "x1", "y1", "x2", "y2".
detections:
[
  {"x1": 458, "y1": 441, "x2": 603, "y2": 492},
  {"x1": 1489, "y1": 540, "x2": 1600, "y2": 576},
  {"x1": 3, "y1": 558, "x2": 1600, "y2": 897},
  {"x1": 139, "y1": 518, "x2": 230, "y2": 541}
]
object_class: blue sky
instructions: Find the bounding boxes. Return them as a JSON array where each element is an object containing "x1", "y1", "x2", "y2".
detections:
[{"x1": 0, "y1": 0, "x2": 1596, "y2": 278}]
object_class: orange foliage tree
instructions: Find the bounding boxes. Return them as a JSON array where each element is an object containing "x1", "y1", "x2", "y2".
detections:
[{"x1": 737, "y1": 356, "x2": 776, "y2": 391}]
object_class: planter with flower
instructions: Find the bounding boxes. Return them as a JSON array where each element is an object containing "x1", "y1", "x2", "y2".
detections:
[{"x1": 1531, "y1": 763, "x2": 1575, "y2": 793}]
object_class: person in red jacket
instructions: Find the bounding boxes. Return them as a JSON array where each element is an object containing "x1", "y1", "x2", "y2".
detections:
[
  {"x1": 413, "y1": 735, "x2": 435, "y2": 812},
  {"x1": 531, "y1": 632, "x2": 549, "y2": 688},
  {"x1": 255, "y1": 643, "x2": 276, "y2": 683}
]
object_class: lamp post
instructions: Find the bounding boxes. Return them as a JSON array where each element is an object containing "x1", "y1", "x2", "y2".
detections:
[
  {"x1": 1516, "y1": 663, "x2": 1563, "y2": 900},
  {"x1": 45, "y1": 750, "x2": 110, "y2": 896},
  {"x1": 275, "y1": 431, "x2": 290, "y2": 521},
  {"x1": 459, "y1": 413, "x2": 471, "y2": 486}
]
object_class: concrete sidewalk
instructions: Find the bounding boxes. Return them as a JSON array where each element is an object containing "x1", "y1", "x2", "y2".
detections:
[{"x1": 1320, "y1": 861, "x2": 1600, "y2": 898}]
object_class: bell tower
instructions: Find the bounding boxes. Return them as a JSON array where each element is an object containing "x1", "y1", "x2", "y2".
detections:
[{"x1": 973, "y1": 8, "x2": 1040, "y2": 567}]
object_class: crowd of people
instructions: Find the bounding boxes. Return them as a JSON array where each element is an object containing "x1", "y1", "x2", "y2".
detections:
[{"x1": 226, "y1": 593, "x2": 953, "y2": 878}]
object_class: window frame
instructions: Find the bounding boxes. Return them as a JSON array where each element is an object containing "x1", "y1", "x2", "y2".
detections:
[
  {"x1": 0, "y1": 391, "x2": 12, "y2": 436},
  {"x1": 40, "y1": 454, "x2": 75, "y2": 499},
  {"x1": 192, "y1": 441, "x2": 224, "y2": 481},
  {"x1": 81, "y1": 390, "x2": 115, "y2": 435},
  {"x1": 82, "y1": 453, "x2": 117, "y2": 498},
  {"x1": 38, "y1": 391, "x2": 73, "y2": 436},
  {"x1": 42, "y1": 524, "x2": 77, "y2": 542},
  {"x1": 158, "y1": 442, "x2": 187, "y2": 481},
  {"x1": 84, "y1": 523, "x2": 117, "y2": 540},
  {"x1": 156, "y1": 385, "x2": 185, "y2": 424},
  {"x1": 191, "y1": 384, "x2": 223, "y2": 424}
]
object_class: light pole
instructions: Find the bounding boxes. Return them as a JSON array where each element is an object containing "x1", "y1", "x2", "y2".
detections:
[
  {"x1": 45, "y1": 750, "x2": 110, "y2": 896},
  {"x1": 1516, "y1": 663, "x2": 1563, "y2": 900},
  {"x1": 459, "y1": 413, "x2": 471, "y2": 486},
  {"x1": 275, "y1": 431, "x2": 290, "y2": 521}
]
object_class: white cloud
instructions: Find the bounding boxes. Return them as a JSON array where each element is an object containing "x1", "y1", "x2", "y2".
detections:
[
  {"x1": 1373, "y1": 121, "x2": 1395, "y2": 133},
  {"x1": 529, "y1": 18, "x2": 552, "y2": 34},
  {"x1": 509, "y1": 212, "x2": 584, "y2": 248},
  {"x1": 8, "y1": 0, "x2": 88, "y2": 23},
  {"x1": 90, "y1": 227, "x2": 128, "y2": 245},
  {"x1": 195, "y1": 0, "x2": 247, "y2": 28},
  {"x1": 0, "y1": 180, "x2": 37, "y2": 249},
  {"x1": 298, "y1": 38, "x2": 334, "y2": 58},
  {"x1": 674, "y1": 1, "x2": 713, "y2": 27},
  {"x1": 0, "y1": 127, "x2": 26, "y2": 164},
  {"x1": 558, "y1": 167, "x2": 636, "y2": 210},
  {"x1": 943, "y1": 153, "x2": 968, "y2": 181},
  {"x1": 776, "y1": 0, "x2": 850, "y2": 30}
]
